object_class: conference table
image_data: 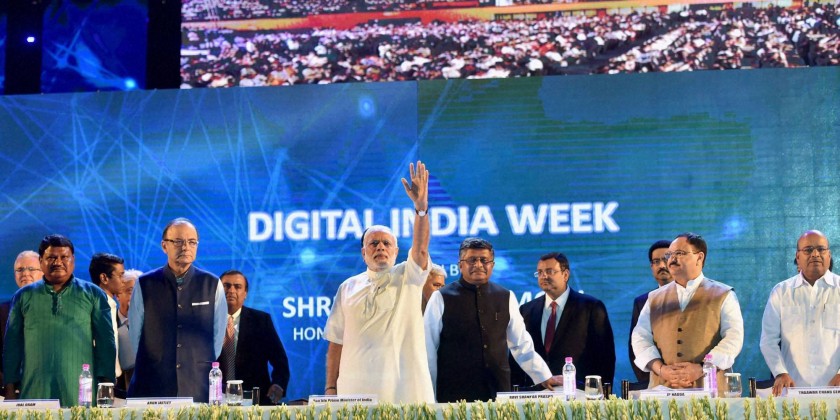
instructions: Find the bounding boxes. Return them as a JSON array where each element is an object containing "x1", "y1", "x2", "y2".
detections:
[{"x1": 2, "y1": 395, "x2": 839, "y2": 420}]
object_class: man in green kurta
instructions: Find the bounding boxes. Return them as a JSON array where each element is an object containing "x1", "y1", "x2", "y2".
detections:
[{"x1": 3, "y1": 234, "x2": 116, "y2": 407}]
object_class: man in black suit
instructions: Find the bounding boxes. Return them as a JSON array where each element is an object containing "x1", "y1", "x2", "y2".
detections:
[
  {"x1": 628, "y1": 240, "x2": 673, "y2": 382},
  {"x1": 512, "y1": 252, "x2": 615, "y2": 389},
  {"x1": 218, "y1": 270, "x2": 290, "y2": 404}
]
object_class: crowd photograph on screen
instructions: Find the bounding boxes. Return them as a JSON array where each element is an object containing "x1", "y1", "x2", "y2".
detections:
[{"x1": 180, "y1": 0, "x2": 839, "y2": 87}]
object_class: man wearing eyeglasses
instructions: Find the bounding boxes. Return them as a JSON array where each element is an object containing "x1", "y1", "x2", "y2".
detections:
[
  {"x1": 324, "y1": 161, "x2": 435, "y2": 403},
  {"x1": 631, "y1": 232, "x2": 743, "y2": 394},
  {"x1": 760, "y1": 230, "x2": 840, "y2": 396},
  {"x1": 424, "y1": 238, "x2": 561, "y2": 403},
  {"x1": 511, "y1": 252, "x2": 615, "y2": 390},
  {"x1": 4, "y1": 235, "x2": 115, "y2": 406},
  {"x1": 1, "y1": 250, "x2": 44, "y2": 389},
  {"x1": 628, "y1": 240, "x2": 674, "y2": 382},
  {"x1": 128, "y1": 218, "x2": 226, "y2": 403}
]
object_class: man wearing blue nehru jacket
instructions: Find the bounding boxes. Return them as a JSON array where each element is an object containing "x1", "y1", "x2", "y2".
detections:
[{"x1": 128, "y1": 218, "x2": 226, "y2": 402}]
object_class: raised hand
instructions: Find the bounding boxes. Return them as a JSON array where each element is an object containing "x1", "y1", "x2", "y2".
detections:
[{"x1": 401, "y1": 160, "x2": 429, "y2": 211}]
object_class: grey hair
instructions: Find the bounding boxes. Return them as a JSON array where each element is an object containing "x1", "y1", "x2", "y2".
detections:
[
  {"x1": 429, "y1": 264, "x2": 447, "y2": 278},
  {"x1": 122, "y1": 269, "x2": 144, "y2": 282},
  {"x1": 15, "y1": 250, "x2": 39, "y2": 261}
]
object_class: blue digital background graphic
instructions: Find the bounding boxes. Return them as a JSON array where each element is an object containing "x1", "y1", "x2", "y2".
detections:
[
  {"x1": 0, "y1": 12, "x2": 6, "y2": 94},
  {"x1": 41, "y1": 0, "x2": 147, "y2": 93},
  {"x1": 1, "y1": 68, "x2": 839, "y2": 399}
]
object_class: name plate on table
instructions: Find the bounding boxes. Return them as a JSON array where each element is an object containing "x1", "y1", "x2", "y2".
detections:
[
  {"x1": 786, "y1": 387, "x2": 840, "y2": 397},
  {"x1": 126, "y1": 398, "x2": 194, "y2": 407},
  {"x1": 496, "y1": 391, "x2": 565, "y2": 401},
  {"x1": 308, "y1": 394, "x2": 377, "y2": 405},
  {"x1": 0, "y1": 400, "x2": 61, "y2": 409},
  {"x1": 640, "y1": 389, "x2": 711, "y2": 399}
]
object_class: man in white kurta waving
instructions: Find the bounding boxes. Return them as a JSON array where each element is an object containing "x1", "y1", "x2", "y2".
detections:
[{"x1": 324, "y1": 161, "x2": 434, "y2": 403}]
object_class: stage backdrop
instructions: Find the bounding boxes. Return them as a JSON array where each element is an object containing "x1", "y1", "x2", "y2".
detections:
[
  {"x1": 41, "y1": 0, "x2": 147, "y2": 93},
  {"x1": 1, "y1": 67, "x2": 839, "y2": 399}
]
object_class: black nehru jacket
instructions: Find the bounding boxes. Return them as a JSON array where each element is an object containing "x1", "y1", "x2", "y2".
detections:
[
  {"x1": 129, "y1": 266, "x2": 219, "y2": 403},
  {"x1": 436, "y1": 278, "x2": 512, "y2": 403}
]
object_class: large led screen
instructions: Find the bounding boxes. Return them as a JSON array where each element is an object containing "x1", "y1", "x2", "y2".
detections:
[
  {"x1": 180, "y1": 0, "x2": 840, "y2": 87},
  {"x1": 1, "y1": 68, "x2": 839, "y2": 399}
]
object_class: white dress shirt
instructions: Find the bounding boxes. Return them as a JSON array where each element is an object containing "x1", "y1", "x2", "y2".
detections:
[
  {"x1": 229, "y1": 307, "x2": 242, "y2": 351},
  {"x1": 760, "y1": 271, "x2": 840, "y2": 387},
  {"x1": 424, "y1": 289, "x2": 553, "y2": 394},
  {"x1": 631, "y1": 273, "x2": 744, "y2": 371},
  {"x1": 107, "y1": 295, "x2": 122, "y2": 378},
  {"x1": 541, "y1": 288, "x2": 570, "y2": 341}
]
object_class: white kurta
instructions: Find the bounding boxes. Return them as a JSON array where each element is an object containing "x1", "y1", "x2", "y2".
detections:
[
  {"x1": 760, "y1": 271, "x2": 840, "y2": 387},
  {"x1": 324, "y1": 251, "x2": 433, "y2": 403}
]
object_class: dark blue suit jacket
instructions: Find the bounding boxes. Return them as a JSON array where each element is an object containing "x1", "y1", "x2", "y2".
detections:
[
  {"x1": 219, "y1": 306, "x2": 290, "y2": 403},
  {"x1": 511, "y1": 289, "x2": 615, "y2": 389},
  {"x1": 629, "y1": 292, "x2": 650, "y2": 382}
]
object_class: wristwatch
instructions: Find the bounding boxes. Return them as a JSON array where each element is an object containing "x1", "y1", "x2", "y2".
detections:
[{"x1": 415, "y1": 208, "x2": 428, "y2": 217}]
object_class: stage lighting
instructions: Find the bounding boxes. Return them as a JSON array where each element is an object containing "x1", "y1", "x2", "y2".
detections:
[
  {"x1": 26, "y1": 36, "x2": 36, "y2": 43},
  {"x1": 124, "y1": 78, "x2": 138, "y2": 90},
  {"x1": 299, "y1": 248, "x2": 316, "y2": 266}
]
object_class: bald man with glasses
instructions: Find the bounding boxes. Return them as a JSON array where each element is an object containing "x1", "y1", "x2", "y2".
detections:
[
  {"x1": 128, "y1": 218, "x2": 226, "y2": 403},
  {"x1": 760, "y1": 230, "x2": 840, "y2": 396}
]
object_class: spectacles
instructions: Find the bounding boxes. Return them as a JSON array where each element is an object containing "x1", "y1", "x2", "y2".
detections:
[
  {"x1": 14, "y1": 267, "x2": 42, "y2": 274},
  {"x1": 163, "y1": 239, "x2": 199, "y2": 248},
  {"x1": 534, "y1": 269, "x2": 564, "y2": 278},
  {"x1": 663, "y1": 250, "x2": 699, "y2": 260},
  {"x1": 460, "y1": 257, "x2": 494, "y2": 266},
  {"x1": 798, "y1": 246, "x2": 830, "y2": 255},
  {"x1": 650, "y1": 258, "x2": 668, "y2": 266},
  {"x1": 44, "y1": 255, "x2": 73, "y2": 263}
]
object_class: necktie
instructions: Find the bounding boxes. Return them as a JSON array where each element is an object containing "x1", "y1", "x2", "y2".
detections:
[
  {"x1": 222, "y1": 316, "x2": 236, "y2": 379},
  {"x1": 545, "y1": 301, "x2": 557, "y2": 353}
]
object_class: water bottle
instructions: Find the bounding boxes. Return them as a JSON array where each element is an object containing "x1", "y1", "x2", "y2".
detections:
[
  {"x1": 209, "y1": 362, "x2": 224, "y2": 405},
  {"x1": 78, "y1": 364, "x2": 93, "y2": 408},
  {"x1": 563, "y1": 357, "x2": 576, "y2": 401},
  {"x1": 702, "y1": 354, "x2": 718, "y2": 397}
]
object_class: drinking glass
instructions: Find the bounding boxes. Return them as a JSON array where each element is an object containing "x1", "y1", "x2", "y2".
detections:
[
  {"x1": 584, "y1": 375, "x2": 603, "y2": 400},
  {"x1": 226, "y1": 380, "x2": 244, "y2": 406},
  {"x1": 96, "y1": 382, "x2": 115, "y2": 408},
  {"x1": 724, "y1": 373, "x2": 742, "y2": 398}
]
